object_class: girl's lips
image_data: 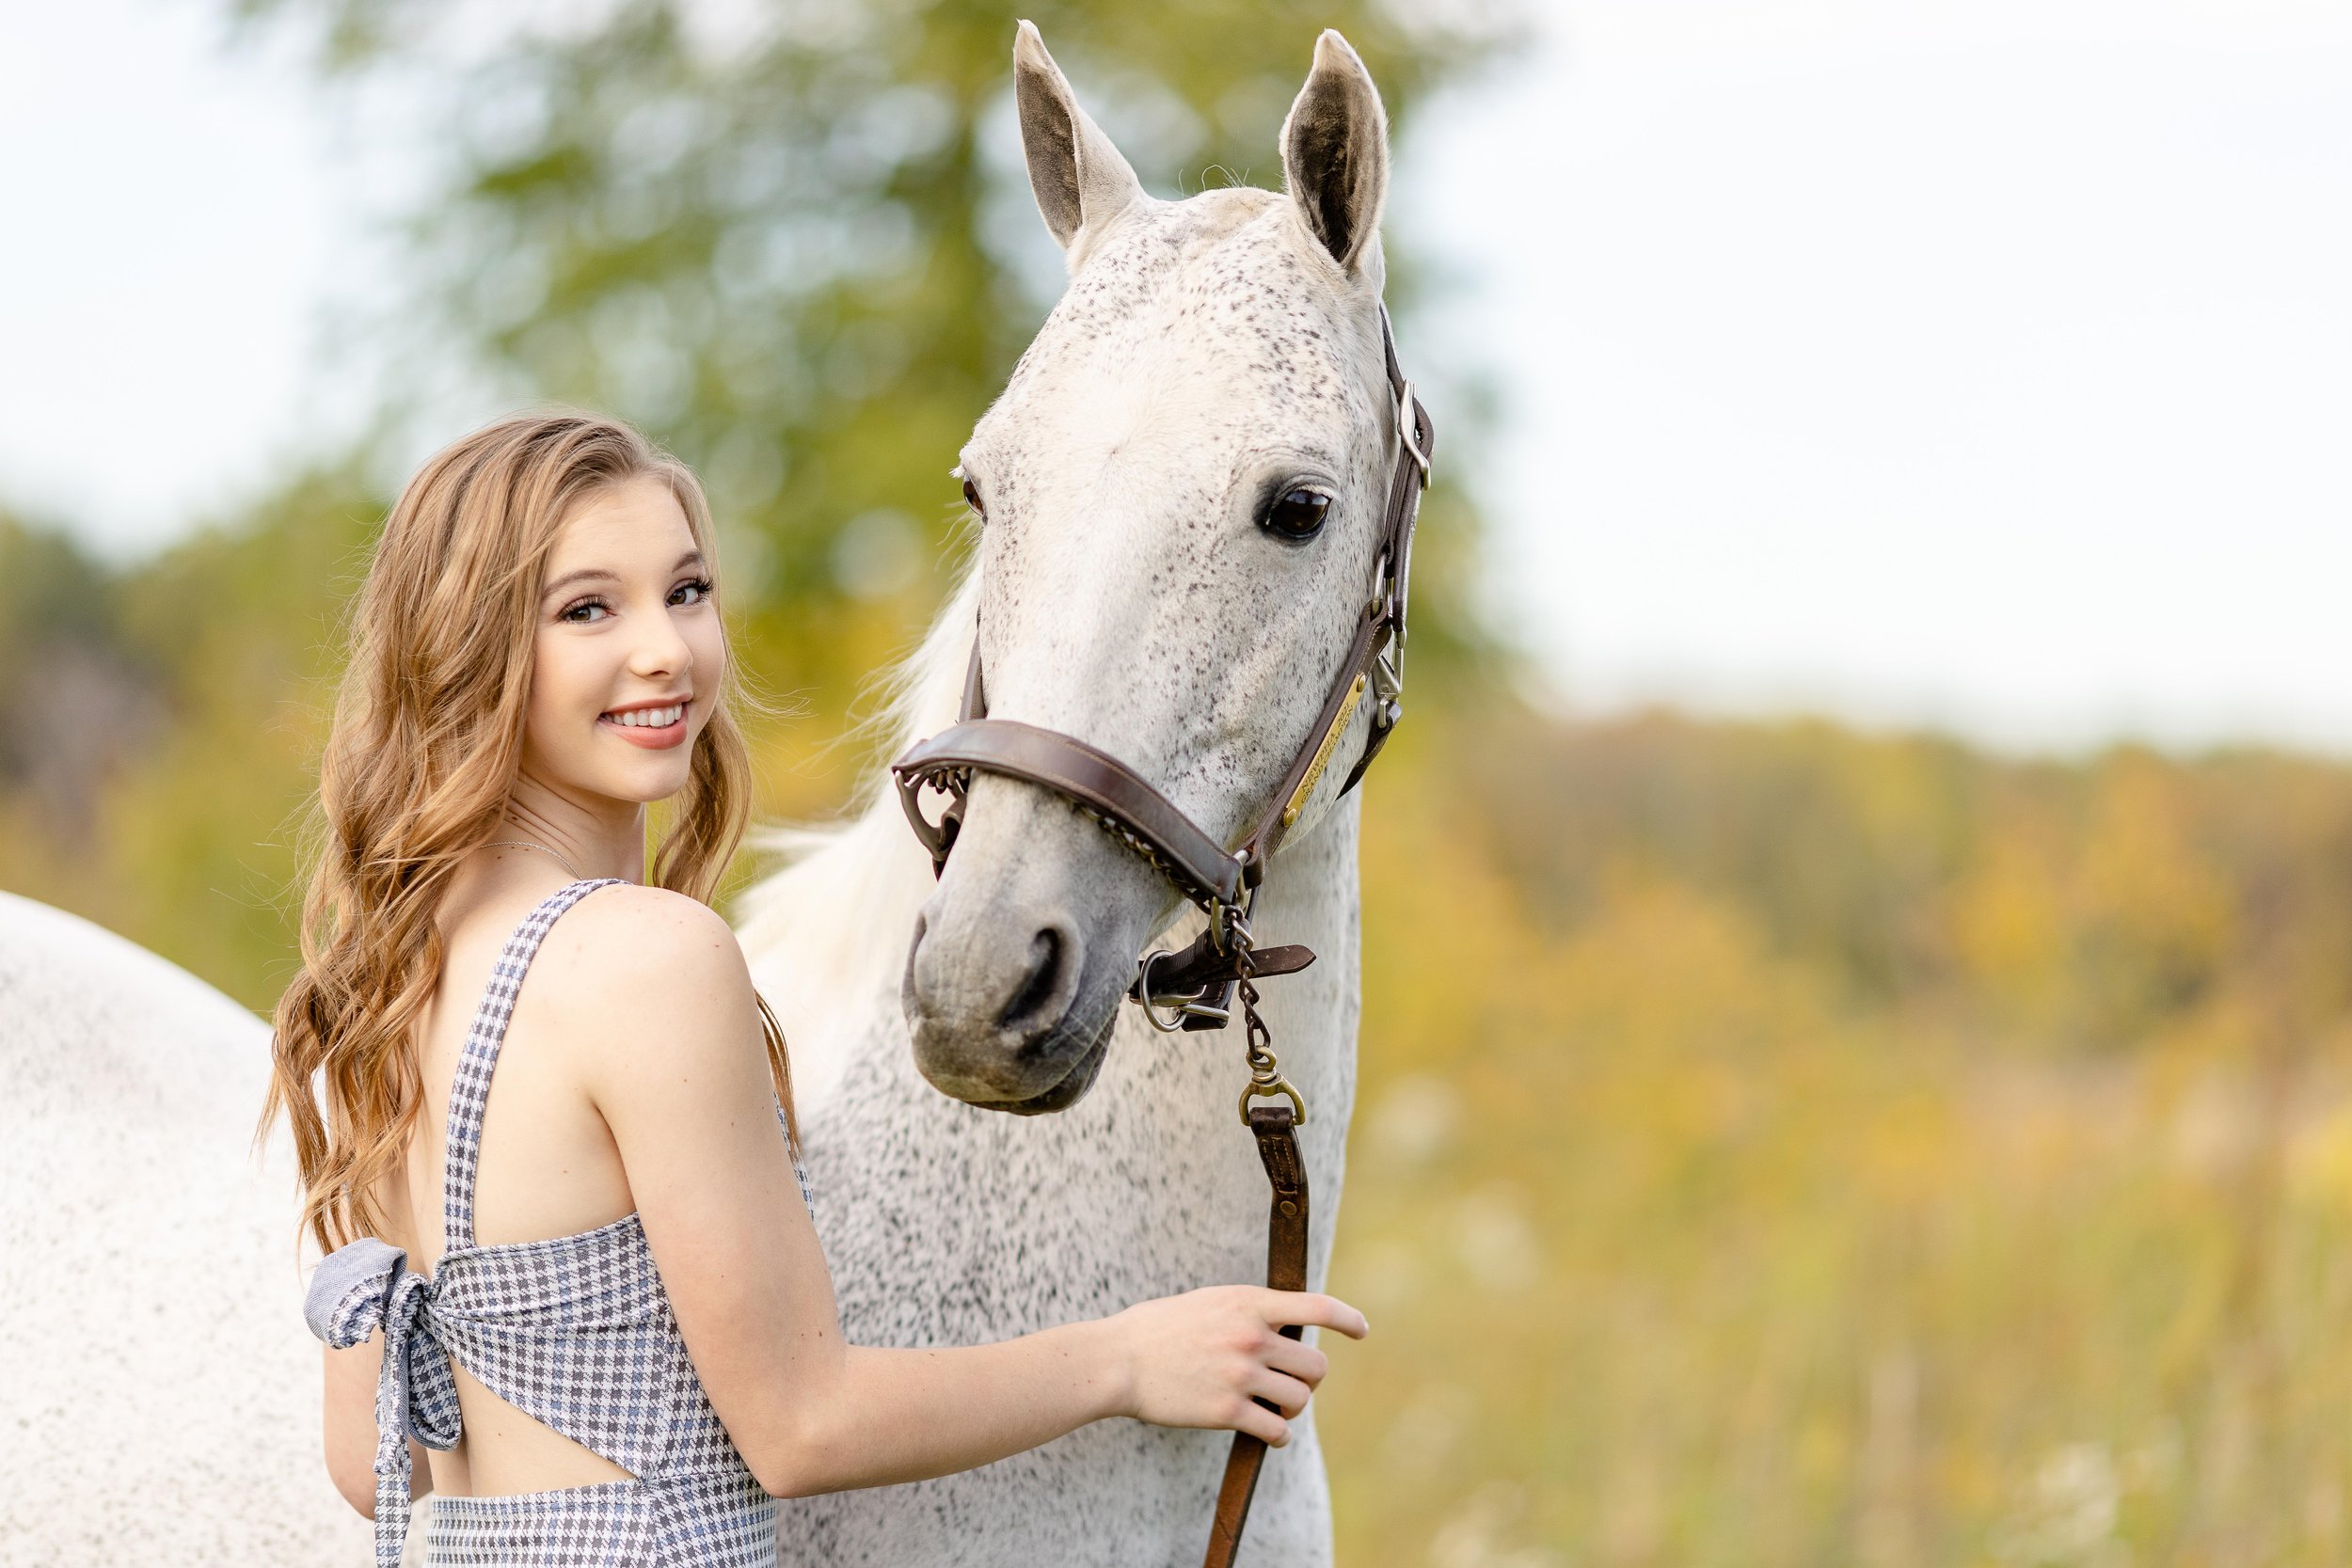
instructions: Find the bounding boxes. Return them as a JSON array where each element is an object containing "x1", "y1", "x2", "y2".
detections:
[{"x1": 599, "y1": 701, "x2": 690, "y2": 750}]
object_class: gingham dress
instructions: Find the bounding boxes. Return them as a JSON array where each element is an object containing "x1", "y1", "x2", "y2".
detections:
[{"x1": 304, "y1": 879, "x2": 806, "y2": 1567}]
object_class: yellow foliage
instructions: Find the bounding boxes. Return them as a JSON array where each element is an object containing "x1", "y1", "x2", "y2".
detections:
[{"x1": 1322, "y1": 705, "x2": 2352, "y2": 1568}]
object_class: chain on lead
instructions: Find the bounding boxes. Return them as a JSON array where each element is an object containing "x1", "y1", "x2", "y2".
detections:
[{"x1": 1222, "y1": 901, "x2": 1307, "y2": 1127}]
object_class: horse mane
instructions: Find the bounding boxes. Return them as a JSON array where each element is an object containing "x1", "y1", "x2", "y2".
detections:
[{"x1": 729, "y1": 564, "x2": 980, "y2": 1108}]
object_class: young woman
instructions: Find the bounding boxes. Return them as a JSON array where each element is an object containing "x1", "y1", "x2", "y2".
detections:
[{"x1": 260, "y1": 412, "x2": 1365, "y2": 1566}]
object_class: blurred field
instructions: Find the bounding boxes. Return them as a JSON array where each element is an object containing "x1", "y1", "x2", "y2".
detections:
[
  {"x1": 8, "y1": 2, "x2": 2351, "y2": 1562},
  {"x1": 1327, "y1": 705, "x2": 2352, "y2": 1568}
]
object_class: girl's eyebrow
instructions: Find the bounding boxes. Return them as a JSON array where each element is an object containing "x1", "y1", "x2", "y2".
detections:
[{"x1": 542, "y1": 549, "x2": 707, "y2": 598}]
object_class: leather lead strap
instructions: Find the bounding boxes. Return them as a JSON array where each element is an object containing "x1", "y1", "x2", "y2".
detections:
[{"x1": 1201, "y1": 1105, "x2": 1311, "y2": 1568}]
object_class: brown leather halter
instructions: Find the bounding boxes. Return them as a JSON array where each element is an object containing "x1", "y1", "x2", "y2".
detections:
[{"x1": 890, "y1": 307, "x2": 1433, "y2": 1568}]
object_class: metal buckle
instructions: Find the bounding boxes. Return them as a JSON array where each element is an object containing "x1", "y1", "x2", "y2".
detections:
[
  {"x1": 1239, "y1": 1077, "x2": 1308, "y2": 1127},
  {"x1": 1366, "y1": 548, "x2": 1397, "y2": 621},
  {"x1": 1369, "y1": 642, "x2": 1404, "y2": 732},
  {"x1": 1135, "y1": 948, "x2": 1236, "y2": 1032},
  {"x1": 1395, "y1": 379, "x2": 1432, "y2": 484},
  {"x1": 1136, "y1": 950, "x2": 1195, "y2": 1033}
]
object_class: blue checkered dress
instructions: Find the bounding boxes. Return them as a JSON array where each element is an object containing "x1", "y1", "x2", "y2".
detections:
[{"x1": 304, "y1": 879, "x2": 805, "y2": 1566}]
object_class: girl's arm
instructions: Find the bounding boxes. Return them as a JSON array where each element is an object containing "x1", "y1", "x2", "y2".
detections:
[
  {"x1": 322, "y1": 1334, "x2": 434, "y2": 1515},
  {"x1": 564, "y1": 889, "x2": 1366, "y2": 1499}
]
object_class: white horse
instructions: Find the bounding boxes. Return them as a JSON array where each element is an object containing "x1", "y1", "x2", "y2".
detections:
[
  {"x1": 0, "y1": 889, "x2": 367, "y2": 1560},
  {"x1": 0, "y1": 24, "x2": 1407, "y2": 1566},
  {"x1": 744, "y1": 25, "x2": 1404, "y2": 1564}
]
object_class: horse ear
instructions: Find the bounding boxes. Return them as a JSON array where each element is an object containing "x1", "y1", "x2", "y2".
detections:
[
  {"x1": 1279, "y1": 30, "x2": 1390, "y2": 277},
  {"x1": 1013, "y1": 21, "x2": 1144, "y2": 257}
]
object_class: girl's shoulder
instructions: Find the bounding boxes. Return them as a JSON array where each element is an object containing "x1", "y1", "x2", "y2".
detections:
[
  {"x1": 528, "y1": 882, "x2": 759, "y2": 1067},
  {"x1": 535, "y1": 880, "x2": 747, "y2": 985}
]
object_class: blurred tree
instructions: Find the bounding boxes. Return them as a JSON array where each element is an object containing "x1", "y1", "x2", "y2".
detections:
[
  {"x1": 0, "y1": 513, "x2": 162, "y2": 852},
  {"x1": 232, "y1": 0, "x2": 1517, "y2": 736},
  {"x1": 0, "y1": 472, "x2": 382, "y2": 999}
]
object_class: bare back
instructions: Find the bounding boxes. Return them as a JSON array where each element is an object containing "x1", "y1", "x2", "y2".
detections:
[{"x1": 372, "y1": 861, "x2": 643, "y2": 1497}]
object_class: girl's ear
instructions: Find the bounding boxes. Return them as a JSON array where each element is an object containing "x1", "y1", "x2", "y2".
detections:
[
  {"x1": 1013, "y1": 20, "x2": 1146, "y2": 260},
  {"x1": 1279, "y1": 30, "x2": 1391, "y2": 278}
]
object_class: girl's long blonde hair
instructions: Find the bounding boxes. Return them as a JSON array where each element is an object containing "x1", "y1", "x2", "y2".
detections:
[{"x1": 261, "y1": 411, "x2": 795, "y2": 1256}]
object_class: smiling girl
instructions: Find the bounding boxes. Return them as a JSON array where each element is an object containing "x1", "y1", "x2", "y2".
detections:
[{"x1": 259, "y1": 413, "x2": 1363, "y2": 1566}]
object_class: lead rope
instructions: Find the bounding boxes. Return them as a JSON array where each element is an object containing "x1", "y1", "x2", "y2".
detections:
[{"x1": 1200, "y1": 902, "x2": 1311, "y2": 1568}]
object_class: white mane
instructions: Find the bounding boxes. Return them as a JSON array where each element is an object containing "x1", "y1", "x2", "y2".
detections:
[{"x1": 731, "y1": 568, "x2": 979, "y2": 1110}]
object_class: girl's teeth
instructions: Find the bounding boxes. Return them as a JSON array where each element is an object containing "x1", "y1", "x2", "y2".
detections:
[{"x1": 611, "y1": 704, "x2": 683, "y2": 727}]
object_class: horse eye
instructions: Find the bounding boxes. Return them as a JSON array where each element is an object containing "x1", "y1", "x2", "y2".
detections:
[
  {"x1": 961, "y1": 478, "x2": 985, "y2": 518},
  {"x1": 1264, "y1": 487, "x2": 1330, "y2": 541}
]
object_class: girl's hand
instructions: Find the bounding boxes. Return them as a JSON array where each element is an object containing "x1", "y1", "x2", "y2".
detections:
[{"x1": 1107, "y1": 1287, "x2": 1370, "y2": 1448}]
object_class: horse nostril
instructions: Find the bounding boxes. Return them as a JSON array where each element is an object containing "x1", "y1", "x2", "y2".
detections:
[{"x1": 998, "y1": 924, "x2": 1072, "y2": 1033}]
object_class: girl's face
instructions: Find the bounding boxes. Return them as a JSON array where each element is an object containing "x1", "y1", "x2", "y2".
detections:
[{"x1": 521, "y1": 474, "x2": 725, "y2": 806}]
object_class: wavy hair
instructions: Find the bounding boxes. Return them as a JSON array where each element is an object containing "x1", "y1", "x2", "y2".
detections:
[{"x1": 260, "y1": 411, "x2": 795, "y2": 1255}]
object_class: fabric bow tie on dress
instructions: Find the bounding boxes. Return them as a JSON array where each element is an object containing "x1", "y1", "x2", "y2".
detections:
[{"x1": 306, "y1": 1236, "x2": 464, "y2": 1568}]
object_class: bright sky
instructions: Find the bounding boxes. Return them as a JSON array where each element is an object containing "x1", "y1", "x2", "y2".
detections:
[
  {"x1": 0, "y1": 0, "x2": 361, "y2": 551},
  {"x1": 1412, "y1": 0, "x2": 2352, "y2": 752},
  {"x1": 4, "y1": 0, "x2": 2348, "y2": 753}
]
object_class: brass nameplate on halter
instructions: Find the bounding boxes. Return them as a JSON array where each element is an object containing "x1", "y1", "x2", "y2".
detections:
[{"x1": 1279, "y1": 672, "x2": 1369, "y2": 828}]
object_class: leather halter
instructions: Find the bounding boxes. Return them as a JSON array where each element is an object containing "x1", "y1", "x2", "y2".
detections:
[
  {"x1": 888, "y1": 307, "x2": 1432, "y2": 1568},
  {"x1": 891, "y1": 306, "x2": 1434, "y2": 985}
]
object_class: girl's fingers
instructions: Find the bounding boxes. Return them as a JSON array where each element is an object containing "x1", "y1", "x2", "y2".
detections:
[
  {"x1": 1233, "y1": 1400, "x2": 1291, "y2": 1448},
  {"x1": 1246, "y1": 1369, "x2": 1315, "y2": 1419},
  {"x1": 1259, "y1": 1291, "x2": 1370, "y2": 1340},
  {"x1": 1263, "y1": 1336, "x2": 1330, "y2": 1388}
]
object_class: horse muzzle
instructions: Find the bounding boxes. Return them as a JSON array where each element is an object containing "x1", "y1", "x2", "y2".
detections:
[{"x1": 899, "y1": 832, "x2": 1140, "y2": 1112}]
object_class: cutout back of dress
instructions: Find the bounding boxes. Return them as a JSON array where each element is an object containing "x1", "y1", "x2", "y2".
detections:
[{"x1": 307, "y1": 879, "x2": 794, "y2": 1567}]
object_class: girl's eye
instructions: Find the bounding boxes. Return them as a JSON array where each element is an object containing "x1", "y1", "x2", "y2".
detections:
[
  {"x1": 560, "y1": 598, "x2": 610, "y2": 624},
  {"x1": 672, "y1": 577, "x2": 714, "y2": 607}
]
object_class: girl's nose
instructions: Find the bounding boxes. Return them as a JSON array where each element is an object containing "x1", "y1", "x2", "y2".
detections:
[{"x1": 629, "y1": 614, "x2": 692, "y2": 678}]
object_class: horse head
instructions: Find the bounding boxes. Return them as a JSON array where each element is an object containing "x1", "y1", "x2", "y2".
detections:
[{"x1": 900, "y1": 24, "x2": 1407, "y2": 1113}]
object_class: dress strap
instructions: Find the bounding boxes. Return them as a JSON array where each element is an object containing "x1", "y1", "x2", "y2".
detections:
[{"x1": 442, "y1": 879, "x2": 627, "y2": 1251}]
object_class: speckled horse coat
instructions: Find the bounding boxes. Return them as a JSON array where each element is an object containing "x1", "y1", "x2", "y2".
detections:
[{"x1": 0, "y1": 25, "x2": 1406, "y2": 1567}]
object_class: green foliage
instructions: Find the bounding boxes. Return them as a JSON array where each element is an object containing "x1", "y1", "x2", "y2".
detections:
[
  {"x1": 0, "y1": 510, "x2": 160, "y2": 911},
  {"x1": 238, "y1": 0, "x2": 1512, "y2": 709},
  {"x1": 0, "y1": 472, "x2": 380, "y2": 998}
]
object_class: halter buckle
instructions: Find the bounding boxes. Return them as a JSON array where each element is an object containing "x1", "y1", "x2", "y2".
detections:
[
  {"x1": 1396, "y1": 378, "x2": 1433, "y2": 484},
  {"x1": 1135, "y1": 948, "x2": 1235, "y2": 1032}
]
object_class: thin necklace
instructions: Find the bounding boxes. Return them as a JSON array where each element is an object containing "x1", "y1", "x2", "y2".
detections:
[{"x1": 485, "y1": 839, "x2": 588, "y2": 880}]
